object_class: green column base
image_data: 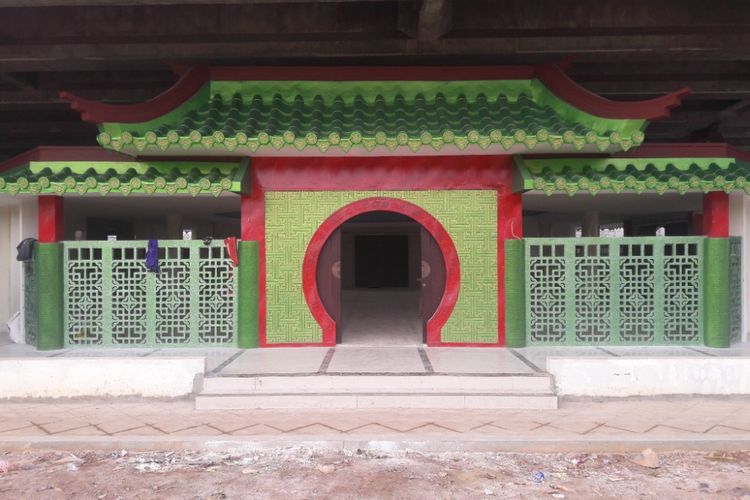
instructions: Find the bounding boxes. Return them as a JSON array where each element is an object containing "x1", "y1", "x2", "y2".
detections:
[
  {"x1": 36, "y1": 243, "x2": 64, "y2": 350},
  {"x1": 237, "y1": 241, "x2": 260, "y2": 348},
  {"x1": 704, "y1": 238, "x2": 730, "y2": 348},
  {"x1": 504, "y1": 239, "x2": 526, "y2": 348}
]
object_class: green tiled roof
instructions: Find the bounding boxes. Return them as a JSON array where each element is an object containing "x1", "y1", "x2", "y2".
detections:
[
  {"x1": 0, "y1": 160, "x2": 246, "y2": 196},
  {"x1": 96, "y1": 80, "x2": 646, "y2": 155},
  {"x1": 516, "y1": 157, "x2": 750, "y2": 196}
]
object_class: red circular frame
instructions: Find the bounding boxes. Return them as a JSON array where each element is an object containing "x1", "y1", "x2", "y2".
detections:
[{"x1": 302, "y1": 197, "x2": 461, "y2": 346}]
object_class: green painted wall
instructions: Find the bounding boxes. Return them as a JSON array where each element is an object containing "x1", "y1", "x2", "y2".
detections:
[
  {"x1": 237, "y1": 241, "x2": 259, "y2": 348},
  {"x1": 35, "y1": 243, "x2": 64, "y2": 350},
  {"x1": 704, "y1": 237, "x2": 730, "y2": 348},
  {"x1": 504, "y1": 239, "x2": 526, "y2": 347},
  {"x1": 265, "y1": 190, "x2": 498, "y2": 344}
]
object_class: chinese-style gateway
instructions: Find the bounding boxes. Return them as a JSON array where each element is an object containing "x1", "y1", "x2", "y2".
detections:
[{"x1": 2, "y1": 64, "x2": 745, "y2": 350}]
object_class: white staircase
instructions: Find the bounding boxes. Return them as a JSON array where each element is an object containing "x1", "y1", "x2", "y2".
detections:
[{"x1": 195, "y1": 373, "x2": 558, "y2": 410}]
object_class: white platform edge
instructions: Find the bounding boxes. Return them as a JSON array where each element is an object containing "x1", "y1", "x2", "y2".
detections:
[{"x1": 548, "y1": 356, "x2": 750, "y2": 396}]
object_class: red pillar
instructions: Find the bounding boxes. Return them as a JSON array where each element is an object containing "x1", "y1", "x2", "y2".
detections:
[
  {"x1": 38, "y1": 195, "x2": 64, "y2": 243},
  {"x1": 703, "y1": 191, "x2": 729, "y2": 237},
  {"x1": 241, "y1": 172, "x2": 266, "y2": 345},
  {"x1": 498, "y1": 189, "x2": 523, "y2": 346}
]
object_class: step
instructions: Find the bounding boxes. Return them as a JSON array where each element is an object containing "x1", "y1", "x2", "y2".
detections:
[
  {"x1": 201, "y1": 374, "x2": 553, "y2": 395},
  {"x1": 195, "y1": 392, "x2": 558, "y2": 410}
]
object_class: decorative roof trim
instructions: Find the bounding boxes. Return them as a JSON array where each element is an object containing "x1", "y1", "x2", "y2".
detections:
[
  {"x1": 534, "y1": 65, "x2": 690, "y2": 120},
  {"x1": 60, "y1": 64, "x2": 688, "y2": 125},
  {"x1": 60, "y1": 66, "x2": 210, "y2": 124},
  {"x1": 96, "y1": 128, "x2": 645, "y2": 156},
  {"x1": 0, "y1": 157, "x2": 247, "y2": 197},
  {"x1": 515, "y1": 153, "x2": 750, "y2": 196}
]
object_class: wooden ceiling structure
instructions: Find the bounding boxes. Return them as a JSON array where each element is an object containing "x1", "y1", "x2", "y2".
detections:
[{"x1": 0, "y1": 0, "x2": 749, "y2": 161}]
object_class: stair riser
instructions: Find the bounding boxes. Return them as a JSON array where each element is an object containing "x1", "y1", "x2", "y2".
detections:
[
  {"x1": 202, "y1": 376, "x2": 552, "y2": 395},
  {"x1": 195, "y1": 394, "x2": 558, "y2": 410}
]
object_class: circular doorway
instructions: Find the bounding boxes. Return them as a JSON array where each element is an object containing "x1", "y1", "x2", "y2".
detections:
[{"x1": 302, "y1": 197, "x2": 460, "y2": 346}]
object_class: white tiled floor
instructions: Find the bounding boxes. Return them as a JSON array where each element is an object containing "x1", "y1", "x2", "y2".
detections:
[
  {"x1": 327, "y1": 346, "x2": 425, "y2": 373},
  {"x1": 340, "y1": 289, "x2": 423, "y2": 346},
  {"x1": 4, "y1": 331, "x2": 750, "y2": 377},
  {"x1": 426, "y1": 347, "x2": 534, "y2": 374},
  {"x1": 219, "y1": 347, "x2": 330, "y2": 374}
]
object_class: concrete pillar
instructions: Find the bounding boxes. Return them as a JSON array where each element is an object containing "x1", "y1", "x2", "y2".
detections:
[
  {"x1": 703, "y1": 192, "x2": 731, "y2": 347},
  {"x1": 729, "y1": 193, "x2": 749, "y2": 342},
  {"x1": 166, "y1": 212, "x2": 182, "y2": 240},
  {"x1": 537, "y1": 220, "x2": 552, "y2": 237},
  {"x1": 582, "y1": 211, "x2": 599, "y2": 237}
]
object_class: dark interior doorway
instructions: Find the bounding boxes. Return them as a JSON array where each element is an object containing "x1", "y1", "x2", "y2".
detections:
[
  {"x1": 315, "y1": 210, "x2": 446, "y2": 346},
  {"x1": 354, "y1": 234, "x2": 409, "y2": 288}
]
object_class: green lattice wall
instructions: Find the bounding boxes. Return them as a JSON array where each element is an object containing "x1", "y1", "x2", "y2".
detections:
[
  {"x1": 525, "y1": 237, "x2": 705, "y2": 345},
  {"x1": 63, "y1": 240, "x2": 237, "y2": 347},
  {"x1": 265, "y1": 190, "x2": 498, "y2": 344}
]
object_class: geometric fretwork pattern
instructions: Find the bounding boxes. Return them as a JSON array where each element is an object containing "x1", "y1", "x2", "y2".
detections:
[
  {"x1": 663, "y1": 243, "x2": 701, "y2": 342},
  {"x1": 619, "y1": 244, "x2": 656, "y2": 342},
  {"x1": 64, "y1": 241, "x2": 237, "y2": 347},
  {"x1": 111, "y1": 248, "x2": 147, "y2": 345},
  {"x1": 265, "y1": 190, "x2": 497, "y2": 344},
  {"x1": 527, "y1": 245, "x2": 566, "y2": 343},
  {"x1": 729, "y1": 237, "x2": 743, "y2": 344},
  {"x1": 198, "y1": 246, "x2": 236, "y2": 343},
  {"x1": 526, "y1": 237, "x2": 704, "y2": 345},
  {"x1": 65, "y1": 247, "x2": 104, "y2": 345},
  {"x1": 574, "y1": 244, "x2": 611, "y2": 343}
]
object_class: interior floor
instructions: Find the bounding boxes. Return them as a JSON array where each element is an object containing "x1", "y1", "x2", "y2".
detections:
[{"x1": 340, "y1": 289, "x2": 423, "y2": 346}]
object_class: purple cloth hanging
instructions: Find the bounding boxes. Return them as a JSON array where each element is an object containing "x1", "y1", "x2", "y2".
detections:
[{"x1": 146, "y1": 239, "x2": 159, "y2": 272}]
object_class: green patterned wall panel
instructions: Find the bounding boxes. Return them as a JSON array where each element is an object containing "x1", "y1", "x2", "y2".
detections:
[
  {"x1": 265, "y1": 190, "x2": 498, "y2": 344},
  {"x1": 63, "y1": 240, "x2": 237, "y2": 347},
  {"x1": 525, "y1": 237, "x2": 705, "y2": 346},
  {"x1": 729, "y1": 237, "x2": 743, "y2": 344}
]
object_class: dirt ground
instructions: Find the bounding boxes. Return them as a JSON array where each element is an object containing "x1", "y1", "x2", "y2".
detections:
[{"x1": 0, "y1": 447, "x2": 748, "y2": 499}]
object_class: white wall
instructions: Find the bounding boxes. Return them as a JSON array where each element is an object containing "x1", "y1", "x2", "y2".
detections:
[
  {"x1": 0, "y1": 207, "x2": 10, "y2": 331},
  {"x1": 0, "y1": 198, "x2": 38, "y2": 334},
  {"x1": 549, "y1": 357, "x2": 750, "y2": 396},
  {"x1": 729, "y1": 193, "x2": 749, "y2": 341}
]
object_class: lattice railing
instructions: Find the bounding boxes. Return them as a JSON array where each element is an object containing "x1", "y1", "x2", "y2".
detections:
[
  {"x1": 64, "y1": 240, "x2": 237, "y2": 347},
  {"x1": 525, "y1": 237, "x2": 704, "y2": 345},
  {"x1": 730, "y1": 237, "x2": 743, "y2": 344}
]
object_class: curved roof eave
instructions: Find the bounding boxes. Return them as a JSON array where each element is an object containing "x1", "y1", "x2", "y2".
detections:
[{"x1": 60, "y1": 64, "x2": 690, "y2": 125}]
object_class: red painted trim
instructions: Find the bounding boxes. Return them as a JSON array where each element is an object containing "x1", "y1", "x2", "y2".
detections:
[
  {"x1": 38, "y1": 195, "x2": 64, "y2": 243},
  {"x1": 703, "y1": 191, "x2": 729, "y2": 238},
  {"x1": 535, "y1": 64, "x2": 690, "y2": 120},
  {"x1": 252, "y1": 156, "x2": 515, "y2": 348},
  {"x1": 241, "y1": 172, "x2": 269, "y2": 347},
  {"x1": 496, "y1": 190, "x2": 523, "y2": 347},
  {"x1": 253, "y1": 155, "x2": 513, "y2": 191},
  {"x1": 61, "y1": 63, "x2": 687, "y2": 125},
  {"x1": 302, "y1": 197, "x2": 460, "y2": 347},
  {"x1": 60, "y1": 66, "x2": 210, "y2": 124}
]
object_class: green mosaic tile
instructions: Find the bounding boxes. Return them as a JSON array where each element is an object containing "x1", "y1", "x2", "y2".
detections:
[
  {"x1": 517, "y1": 157, "x2": 750, "y2": 195},
  {"x1": 0, "y1": 160, "x2": 245, "y2": 197},
  {"x1": 264, "y1": 190, "x2": 497, "y2": 344},
  {"x1": 96, "y1": 80, "x2": 646, "y2": 155}
]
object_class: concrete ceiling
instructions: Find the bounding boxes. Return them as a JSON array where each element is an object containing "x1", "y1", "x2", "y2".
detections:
[{"x1": 0, "y1": 0, "x2": 749, "y2": 160}]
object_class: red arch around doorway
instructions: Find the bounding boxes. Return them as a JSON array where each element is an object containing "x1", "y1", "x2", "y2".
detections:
[{"x1": 302, "y1": 197, "x2": 460, "y2": 346}]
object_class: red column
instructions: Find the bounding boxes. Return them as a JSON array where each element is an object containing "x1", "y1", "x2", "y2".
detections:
[
  {"x1": 241, "y1": 173, "x2": 266, "y2": 345},
  {"x1": 703, "y1": 191, "x2": 729, "y2": 237},
  {"x1": 38, "y1": 195, "x2": 64, "y2": 243},
  {"x1": 497, "y1": 190, "x2": 523, "y2": 346}
]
